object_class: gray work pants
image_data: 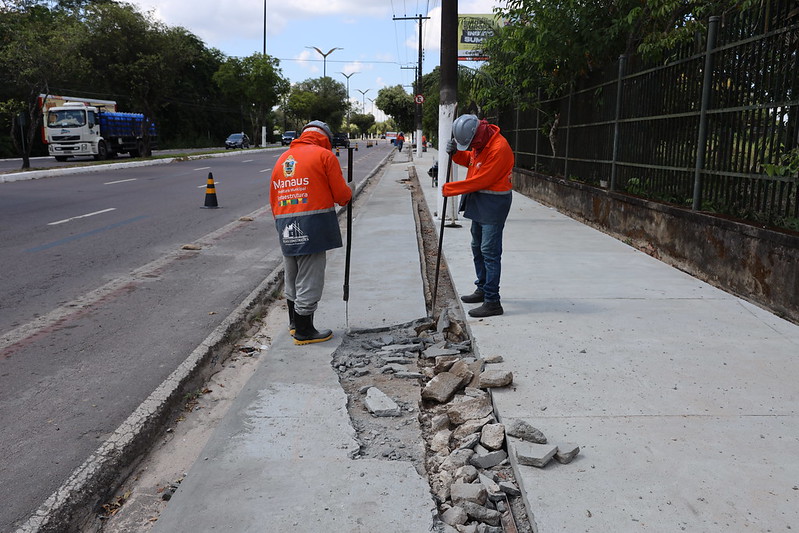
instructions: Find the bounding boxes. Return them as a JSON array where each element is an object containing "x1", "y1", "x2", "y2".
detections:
[{"x1": 283, "y1": 252, "x2": 326, "y2": 316}]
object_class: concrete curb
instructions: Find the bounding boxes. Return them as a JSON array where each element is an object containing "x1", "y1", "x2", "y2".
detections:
[
  {"x1": 14, "y1": 266, "x2": 284, "y2": 533},
  {"x1": 0, "y1": 147, "x2": 280, "y2": 183}
]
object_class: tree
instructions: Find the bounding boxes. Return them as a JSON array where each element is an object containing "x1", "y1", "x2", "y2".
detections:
[
  {"x1": 285, "y1": 77, "x2": 349, "y2": 130},
  {"x1": 349, "y1": 113, "x2": 375, "y2": 137},
  {"x1": 375, "y1": 85, "x2": 414, "y2": 133},
  {"x1": 0, "y1": 2, "x2": 87, "y2": 167},
  {"x1": 214, "y1": 53, "x2": 289, "y2": 145}
]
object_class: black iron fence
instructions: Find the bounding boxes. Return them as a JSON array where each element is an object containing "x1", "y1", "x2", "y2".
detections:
[{"x1": 498, "y1": 0, "x2": 799, "y2": 231}]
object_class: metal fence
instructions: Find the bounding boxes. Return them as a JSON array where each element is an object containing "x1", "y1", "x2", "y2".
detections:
[{"x1": 498, "y1": 0, "x2": 799, "y2": 230}]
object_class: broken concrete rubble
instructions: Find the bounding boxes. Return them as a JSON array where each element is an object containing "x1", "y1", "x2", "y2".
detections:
[
  {"x1": 505, "y1": 418, "x2": 548, "y2": 444},
  {"x1": 447, "y1": 396, "x2": 494, "y2": 425},
  {"x1": 364, "y1": 387, "x2": 401, "y2": 417},
  {"x1": 477, "y1": 369, "x2": 513, "y2": 388},
  {"x1": 480, "y1": 423, "x2": 505, "y2": 450},
  {"x1": 513, "y1": 439, "x2": 558, "y2": 468},
  {"x1": 422, "y1": 372, "x2": 467, "y2": 403},
  {"x1": 555, "y1": 443, "x2": 581, "y2": 464}
]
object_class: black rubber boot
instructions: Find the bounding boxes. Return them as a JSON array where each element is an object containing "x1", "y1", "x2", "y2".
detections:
[
  {"x1": 292, "y1": 313, "x2": 333, "y2": 345},
  {"x1": 461, "y1": 289, "x2": 485, "y2": 303},
  {"x1": 287, "y1": 300, "x2": 296, "y2": 335},
  {"x1": 468, "y1": 301, "x2": 504, "y2": 318}
]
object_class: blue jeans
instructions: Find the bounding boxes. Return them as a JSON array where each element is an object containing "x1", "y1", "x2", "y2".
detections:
[{"x1": 469, "y1": 220, "x2": 505, "y2": 302}]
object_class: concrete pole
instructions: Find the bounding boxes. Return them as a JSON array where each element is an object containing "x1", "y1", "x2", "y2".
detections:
[{"x1": 437, "y1": 0, "x2": 458, "y2": 220}]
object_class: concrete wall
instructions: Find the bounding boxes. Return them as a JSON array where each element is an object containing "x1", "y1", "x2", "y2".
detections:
[{"x1": 513, "y1": 169, "x2": 799, "y2": 324}]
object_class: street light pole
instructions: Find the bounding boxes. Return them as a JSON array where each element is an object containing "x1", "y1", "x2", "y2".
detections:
[
  {"x1": 307, "y1": 46, "x2": 342, "y2": 78},
  {"x1": 356, "y1": 89, "x2": 370, "y2": 114},
  {"x1": 264, "y1": 0, "x2": 267, "y2": 55},
  {"x1": 340, "y1": 72, "x2": 357, "y2": 129}
]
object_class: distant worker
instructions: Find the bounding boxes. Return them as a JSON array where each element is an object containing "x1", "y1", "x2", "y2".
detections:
[
  {"x1": 270, "y1": 120, "x2": 353, "y2": 344},
  {"x1": 396, "y1": 132, "x2": 405, "y2": 152},
  {"x1": 443, "y1": 114, "x2": 514, "y2": 318}
]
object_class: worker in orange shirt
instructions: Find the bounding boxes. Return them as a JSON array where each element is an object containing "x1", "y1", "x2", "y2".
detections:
[
  {"x1": 443, "y1": 114, "x2": 514, "y2": 318},
  {"x1": 270, "y1": 120, "x2": 353, "y2": 344}
]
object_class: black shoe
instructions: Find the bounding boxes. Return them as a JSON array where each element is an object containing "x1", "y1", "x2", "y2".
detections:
[
  {"x1": 468, "y1": 301, "x2": 504, "y2": 318},
  {"x1": 287, "y1": 300, "x2": 296, "y2": 335},
  {"x1": 460, "y1": 290, "x2": 485, "y2": 303},
  {"x1": 292, "y1": 313, "x2": 333, "y2": 345}
]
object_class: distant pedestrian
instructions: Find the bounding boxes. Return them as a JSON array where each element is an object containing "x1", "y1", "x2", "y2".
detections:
[
  {"x1": 443, "y1": 114, "x2": 514, "y2": 318},
  {"x1": 270, "y1": 120, "x2": 353, "y2": 344},
  {"x1": 396, "y1": 132, "x2": 405, "y2": 152}
]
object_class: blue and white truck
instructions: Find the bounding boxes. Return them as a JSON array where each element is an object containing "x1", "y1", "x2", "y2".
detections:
[{"x1": 40, "y1": 94, "x2": 157, "y2": 161}]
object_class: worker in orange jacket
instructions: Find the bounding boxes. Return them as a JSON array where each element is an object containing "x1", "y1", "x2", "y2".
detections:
[
  {"x1": 443, "y1": 114, "x2": 514, "y2": 318},
  {"x1": 270, "y1": 120, "x2": 352, "y2": 344}
]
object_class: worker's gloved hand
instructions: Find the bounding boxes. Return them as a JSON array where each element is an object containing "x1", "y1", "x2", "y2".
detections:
[{"x1": 446, "y1": 139, "x2": 457, "y2": 155}]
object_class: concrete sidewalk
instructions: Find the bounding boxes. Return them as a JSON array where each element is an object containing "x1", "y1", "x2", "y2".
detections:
[
  {"x1": 414, "y1": 150, "x2": 799, "y2": 532},
  {"x1": 153, "y1": 148, "x2": 799, "y2": 533}
]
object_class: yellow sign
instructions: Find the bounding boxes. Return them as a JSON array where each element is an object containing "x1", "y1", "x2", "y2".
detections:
[{"x1": 458, "y1": 14, "x2": 502, "y2": 60}]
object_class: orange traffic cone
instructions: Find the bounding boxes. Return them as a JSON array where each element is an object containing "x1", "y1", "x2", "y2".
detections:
[
  {"x1": 201, "y1": 172, "x2": 219, "y2": 208},
  {"x1": 355, "y1": 143, "x2": 359, "y2": 151},
  {"x1": 336, "y1": 147, "x2": 340, "y2": 157}
]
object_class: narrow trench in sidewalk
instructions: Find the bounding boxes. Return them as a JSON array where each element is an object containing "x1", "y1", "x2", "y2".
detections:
[{"x1": 329, "y1": 165, "x2": 534, "y2": 533}]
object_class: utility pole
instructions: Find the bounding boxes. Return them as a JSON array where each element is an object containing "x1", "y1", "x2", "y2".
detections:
[
  {"x1": 394, "y1": 13, "x2": 430, "y2": 158},
  {"x1": 438, "y1": 0, "x2": 458, "y2": 220}
]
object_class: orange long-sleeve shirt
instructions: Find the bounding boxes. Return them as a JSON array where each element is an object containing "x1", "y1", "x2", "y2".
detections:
[
  {"x1": 442, "y1": 124, "x2": 514, "y2": 225},
  {"x1": 442, "y1": 124, "x2": 514, "y2": 197}
]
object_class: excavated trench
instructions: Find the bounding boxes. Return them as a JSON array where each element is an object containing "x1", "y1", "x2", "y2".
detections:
[{"x1": 329, "y1": 166, "x2": 534, "y2": 533}]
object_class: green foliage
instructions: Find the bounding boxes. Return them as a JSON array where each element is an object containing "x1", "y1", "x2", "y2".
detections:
[
  {"x1": 762, "y1": 147, "x2": 799, "y2": 178},
  {"x1": 479, "y1": 0, "x2": 751, "y2": 106},
  {"x1": 349, "y1": 113, "x2": 375, "y2": 136},
  {"x1": 0, "y1": 0, "x2": 289, "y2": 160},
  {"x1": 286, "y1": 77, "x2": 349, "y2": 130},
  {"x1": 213, "y1": 54, "x2": 289, "y2": 145},
  {"x1": 375, "y1": 85, "x2": 414, "y2": 133}
]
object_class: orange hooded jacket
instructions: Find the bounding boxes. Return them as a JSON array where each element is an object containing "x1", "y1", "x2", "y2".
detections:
[
  {"x1": 270, "y1": 129, "x2": 352, "y2": 256},
  {"x1": 442, "y1": 123, "x2": 514, "y2": 225}
]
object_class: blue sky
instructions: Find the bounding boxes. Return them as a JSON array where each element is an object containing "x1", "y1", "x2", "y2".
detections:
[{"x1": 123, "y1": 0, "x2": 505, "y2": 120}]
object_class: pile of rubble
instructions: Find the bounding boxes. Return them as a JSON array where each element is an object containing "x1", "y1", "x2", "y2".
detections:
[
  {"x1": 332, "y1": 314, "x2": 580, "y2": 533},
  {"x1": 416, "y1": 325, "x2": 580, "y2": 533}
]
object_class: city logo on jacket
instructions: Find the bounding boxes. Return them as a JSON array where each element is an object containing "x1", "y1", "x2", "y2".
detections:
[
  {"x1": 282, "y1": 222, "x2": 309, "y2": 246},
  {"x1": 282, "y1": 155, "x2": 297, "y2": 177}
]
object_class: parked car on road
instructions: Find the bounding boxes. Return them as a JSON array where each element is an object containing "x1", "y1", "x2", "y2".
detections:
[
  {"x1": 332, "y1": 132, "x2": 350, "y2": 148},
  {"x1": 281, "y1": 131, "x2": 298, "y2": 145},
  {"x1": 225, "y1": 133, "x2": 250, "y2": 149}
]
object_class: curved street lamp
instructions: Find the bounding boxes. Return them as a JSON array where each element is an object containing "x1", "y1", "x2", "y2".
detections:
[
  {"x1": 356, "y1": 89, "x2": 371, "y2": 114},
  {"x1": 306, "y1": 46, "x2": 342, "y2": 78},
  {"x1": 340, "y1": 72, "x2": 357, "y2": 128}
]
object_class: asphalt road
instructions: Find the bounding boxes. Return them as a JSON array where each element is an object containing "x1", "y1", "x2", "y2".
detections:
[{"x1": 0, "y1": 141, "x2": 393, "y2": 531}]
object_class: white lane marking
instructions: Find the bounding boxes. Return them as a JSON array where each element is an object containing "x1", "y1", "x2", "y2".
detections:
[
  {"x1": 259, "y1": 168, "x2": 273, "y2": 173},
  {"x1": 194, "y1": 166, "x2": 211, "y2": 171},
  {"x1": 104, "y1": 178, "x2": 137, "y2": 185},
  {"x1": 242, "y1": 159, "x2": 254, "y2": 163},
  {"x1": 48, "y1": 208, "x2": 117, "y2": 226}
]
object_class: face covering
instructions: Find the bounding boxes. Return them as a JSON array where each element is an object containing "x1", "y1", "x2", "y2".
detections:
[{"x1": 469, "y1": 120, "x2": 493, "y2": 153}]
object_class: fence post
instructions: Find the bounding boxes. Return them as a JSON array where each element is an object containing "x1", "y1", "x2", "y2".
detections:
[
  {"x1": 564, "y1": 83, "x2": 573, "y2": 179},
  {"x1": 535, "y1": 88, "x2": 541, "y2": 171},
  {"x1": 692, "y1": 16, "x2": 720, "y2": 211},
  {"x1": 610, "y1": 55, "x2": 626, "y2": 191},
  {"x1": 514, "y1": 99, "x2": 520, "y2": 163}
]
